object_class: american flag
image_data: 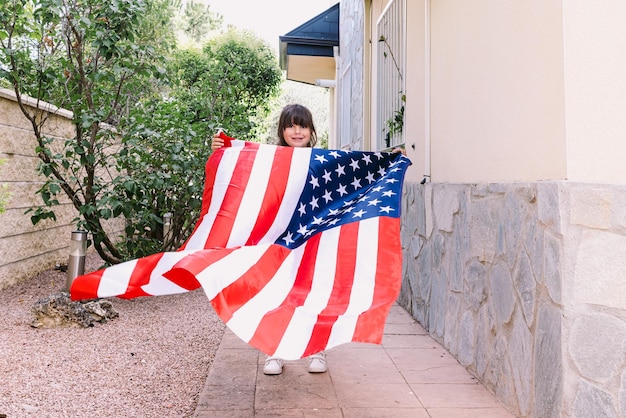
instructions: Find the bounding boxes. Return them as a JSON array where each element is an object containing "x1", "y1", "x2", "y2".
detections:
[{"x1": 71, "y1": 138, "x2": 411, "y2": 360}]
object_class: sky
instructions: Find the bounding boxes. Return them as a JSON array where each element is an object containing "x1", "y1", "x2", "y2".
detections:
[{"x1": 207, "y1": 0, "x2": 335, "y2": 53}]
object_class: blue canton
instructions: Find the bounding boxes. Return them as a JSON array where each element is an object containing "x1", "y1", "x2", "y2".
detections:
[{"x1": 277, "y1": 149, "x2": 411, "y2": 250}]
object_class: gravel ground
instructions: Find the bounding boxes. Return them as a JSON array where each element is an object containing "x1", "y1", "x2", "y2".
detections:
[{"x1": 0, "y1": 253, "x2": 226, "y2": 418}]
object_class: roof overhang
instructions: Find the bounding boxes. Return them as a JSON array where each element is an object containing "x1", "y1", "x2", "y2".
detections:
[{"x1": 279, "y1": 3, "x2": 339, "y2": 85}]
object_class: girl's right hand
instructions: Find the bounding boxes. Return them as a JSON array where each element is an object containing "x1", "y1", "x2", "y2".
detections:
[{"x1": 211, "y1": 134, "x2": 225, "y2": 151}]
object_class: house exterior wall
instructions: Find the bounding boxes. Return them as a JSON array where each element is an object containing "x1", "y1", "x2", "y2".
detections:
[
  {"x1": 336, "y1": 1, "x2": 365, "y2": 151},
  {"x1": 429, "y1": 0, "x2": 567, "y2": 183},
  {"x1": 562, "y1": 2, "x2": 626, "y2": 184},
  {"x1": 339, "y1": 0, "x2": 626, "y2": 417},
  {"x1": 401, "y1": 181, "x2": 626, "y2": 417}
]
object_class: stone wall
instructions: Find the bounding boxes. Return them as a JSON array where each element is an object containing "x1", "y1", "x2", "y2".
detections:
[
  {"x1": 0, "y1": 90, "x2": 78, "y2": 289},
  {"x1": 399, "y1": 181, "x2": 626, "y2": 417},
  {"x1": 0, "y1": 89, "x2": 122, "y2": 290}
]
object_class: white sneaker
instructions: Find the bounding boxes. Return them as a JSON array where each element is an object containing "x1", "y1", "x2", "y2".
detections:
[
  {"x1": 263, "y1": 357, "x2": 284, "y2": 375},
  {"x1": 308, "y1": 352, "x2": 327, "y2": 373}
]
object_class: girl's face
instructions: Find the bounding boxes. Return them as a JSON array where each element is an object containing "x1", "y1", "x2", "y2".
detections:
[{"x1": 282, "y1": 124, "x2": 311, "y2": 148}]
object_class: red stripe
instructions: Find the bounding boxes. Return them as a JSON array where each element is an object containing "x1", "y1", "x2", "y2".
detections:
[
  {"x1": 247, "y1": 234, "x2": 321, "y2": 355},
  {"x1": 245, "y1": 146, "x2": 293, "y2": 245},
  {"x1": 69, "y1": 269, "x2": 105, "y2": 300},
  {"x1": 203, "y1": 143, "x2": 260, "y2": 248},
  {"x1": 302, "y1": 223, "x2": 360, "y2": 357},
  {"x1": 352, "y1": 217, "x2": 402, "y2": 343},
  {"x1": 116, "y1": 253, "x2": 166, "y2": 299},
  {"x1": 211, "y1": 244, "x2": 291, "y2": 323},
  {"x1": 165, "y1": 249, "x2": 236, "y2": 291},
  {"x1": 179, "y1": 149, "x2": 226, "y2": 251}
]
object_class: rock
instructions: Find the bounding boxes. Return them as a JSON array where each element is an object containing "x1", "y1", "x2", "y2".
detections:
[{"x1": 31, "y1": 292, "x2": 118, "y2": 328}]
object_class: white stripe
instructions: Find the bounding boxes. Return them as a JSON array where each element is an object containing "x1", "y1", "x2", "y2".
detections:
[
  {"x1": 256, "y1": 146, "x2": 312, "y2": 244},
  {"x1": 272, "y1": 227, "x2": 341, "y2": 359},
  {"x1": 226, "y1": 145, "x2": 276, "y2": 247},
  {"x1": 226, "y1": 245, "x2": 306, "y2": 342},
  {"x1": 97, "y1": 259, "x2": 137, "y2": 298},
  {"x1": 184, "y1": 146, "x2": 244, "y2": 250},
  {"x1": 196, "y1": 245, "x2": 273, "y2": 299},
  {"x1": 141, "y1": 251, "x2": 196, "y2": 296},
  {"x1": 327, "y1": 217, "x2": 379, "y2": 349}
]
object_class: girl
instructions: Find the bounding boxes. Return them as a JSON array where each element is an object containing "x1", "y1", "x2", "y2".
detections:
[{"x1": 211, "y1": 104, "x2": 326, "y2": 375}]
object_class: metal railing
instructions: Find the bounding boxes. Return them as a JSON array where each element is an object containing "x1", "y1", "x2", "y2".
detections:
[{"x1": 376, "y1": 0, "x2": 406, "y2": 150}]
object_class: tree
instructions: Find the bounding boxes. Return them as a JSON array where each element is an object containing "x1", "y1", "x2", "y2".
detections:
[
  {"x1": 0, "y1": 0, "x2": 176, "y2": 264},
  {"x1": 170, "y1": 28, "x2": 282, "y2": 140},
  {"x1": 178, "y1": 0, "x2": 222, "y2": 43},
  {"x1": 114, "y1": 29, "x2": 282, "y2": 255},
  {"x1": 0, "y1": 1, "x2": 282, "y2": 264}
]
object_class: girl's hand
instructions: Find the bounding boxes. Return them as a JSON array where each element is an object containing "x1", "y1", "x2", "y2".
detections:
[
  {"x1": 392, "y1": 147, "x2": 406, "y2": 156},
  {"x1": 211, "y1": 135, "x2": 225, "y2": 151}
]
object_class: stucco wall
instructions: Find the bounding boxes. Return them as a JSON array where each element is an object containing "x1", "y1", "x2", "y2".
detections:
[
  {"x1": 429, "y1": 0, "x2": 567, "y2": 183},
  {"x1": 562, "y1": 1, "x2": 626, "y2": 184}
]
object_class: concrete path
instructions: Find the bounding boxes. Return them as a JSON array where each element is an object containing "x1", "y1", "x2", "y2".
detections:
[{"x1": 194, "y1": 304, "x2": 516, "y2": 417}]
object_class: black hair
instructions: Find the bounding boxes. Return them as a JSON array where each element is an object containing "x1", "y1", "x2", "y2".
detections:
[{"x1": 277, "y1": 104, "x2": 318, "y2": 147}]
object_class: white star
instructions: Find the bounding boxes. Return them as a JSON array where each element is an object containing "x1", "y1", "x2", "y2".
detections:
[
  {"x1": 351, "y1": 177, "x2": 362, "y2": 190},
  {"x1": 342, "y1": 199, "x2": 356, "y2": 207},
  {"x1": 374, "y1": 152, "x2": 384, "y2": 159},
  {"x1": 352, "y1": 209, "x2": 367, "y2": 218},
  {"x1": 329, "y1": 208, "x2": 340, "y2": 216},
  {"x1": 343, "y1": 206, "x2": 354, "y2": 213},
  {"x1": 382, "y1": 190, "x2": 396, "y2": 197},
  {"x1": 385, "y1": 178, "x2": 398, "y2": 184},
  {"x1": 378, "y1": 167, "x2": 387, "y2": 177},
  {"x1": 380, "y1": 206, "x2": 394, "y2": 214},
  {"x1": 309, "y1": 175, "x2": 320, "y2": 189},
  {"x1": 336, "y1": 184, "x2": 348, "y2": 196},
  {"x1": 314, "y1": 154, "x2": 328, "y2": 163},
  {"x1": 349, "y1": 159, "x2": 360, "y2": 171},
  {"x1": 304, "y1": 228, "x2": 316, "y2": 237},
  {"x1": 327, "y1": 218, "x2": 340, "y2": 226},
  {"x1": 309, "y1": 196, "x2": 319, "y2": 210},
  {"x1": 298, "y1": 202, "x2": 307, "y2": 216},
  {"x1": 322, "y1": 169, "x2": 332, "y2": 183},
  {"x1": 329, "y1": 150, "x2": 341, "y2": 158},
  {"x1": 322, "y1": 189, "x2": 333, "y2": 203},
  {"x1": 335, "y1": 164, "x2": 346, "y2": 177},
  {"x1": 368, "y1": 198, "x2": 381, "y2": 206},
  {"x1": 282, "y1": 231, "x2": 295, "y2": 246},
  {"x1": 297, "y1": 223, "x2": 310, "y2": 236},
  {"x1": 365, "y1": 171, "x2": 376, "y2": 184},
  {"x1": 362, "y1": 154, "x2": 372, "y2": 165},
  {"x1": 372, "y1": 185, "x2": 384, "y2": 193},
  {"x1": 312, "y1": 215, "x2": 324, "y2": 225}
]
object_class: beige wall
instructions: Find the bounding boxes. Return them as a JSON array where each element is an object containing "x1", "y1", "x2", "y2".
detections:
[
  {"x1": 0, "y1": 89, "x2": 123, "y2": 290},
  {"x1": 562, "y1": 1, "x2": 626, "y2": 184},
  {"x1": 0, "y1": 90, "x2": 78, "y2": 289},
  {"x1": 429, "y1": 0, "x2": 567, "y2": 183}
]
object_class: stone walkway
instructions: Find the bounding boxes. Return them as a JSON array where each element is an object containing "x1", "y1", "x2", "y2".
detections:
[{"x1": 194, "y1": 304, "x2": 516, "y2": 417}]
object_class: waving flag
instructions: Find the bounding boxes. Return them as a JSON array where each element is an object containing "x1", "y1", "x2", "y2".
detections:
[{"x1": 71, "y1": 137, "x2": 411, "y2": 359}]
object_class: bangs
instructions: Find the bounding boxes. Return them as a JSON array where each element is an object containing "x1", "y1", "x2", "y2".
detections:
[{"x1": 285, "y1": 107, "x2": 313, "y2": 128}]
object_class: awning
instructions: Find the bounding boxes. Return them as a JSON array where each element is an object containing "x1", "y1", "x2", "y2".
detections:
[{"x1": 279, "y1": 3, "x2": 339, "y2": 85}]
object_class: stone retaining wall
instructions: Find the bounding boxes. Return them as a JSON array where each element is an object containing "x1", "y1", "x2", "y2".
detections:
[
  {"x1": 0, "y1": 89, "x2": 122, "y2": 290},
  {"x1": 400, "y1": 181, "x2": 626, "y2": 417}
]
